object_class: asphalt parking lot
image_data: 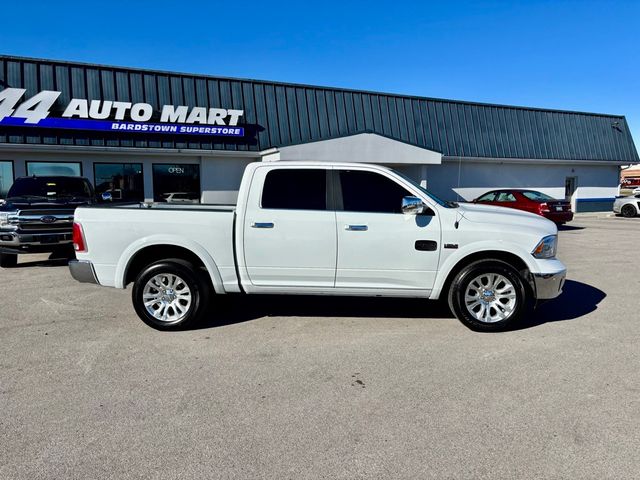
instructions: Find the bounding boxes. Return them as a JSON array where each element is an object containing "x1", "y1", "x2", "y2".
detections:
[{"x1": 1, "y1": 216, "x2": 639, "y2": 479}]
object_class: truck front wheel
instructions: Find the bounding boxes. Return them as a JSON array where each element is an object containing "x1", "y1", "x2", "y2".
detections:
[
  {"x1": 131, "y1": 258, "x2": 211, "y2": 330},
  {"x1": 0, "y1": 253, "x2": 18, "y2": 268},
  {"x1": 448, "y1": 259, "x2": 530, "y2": 332}
]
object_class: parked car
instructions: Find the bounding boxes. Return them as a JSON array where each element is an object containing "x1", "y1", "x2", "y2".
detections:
[
  {"x1": 0, "y1": 176, "x2": 96, "y2": 267},
  {"x1": 613, "y1": 194, "x2": 640, "y2": 217},
  {"x1": 161, "y1": 192, "x2": 200, "y2": 203},
  {"x1": 69, "y1": 162, "x2": 566, "y2": 333},
  {"x1": 472, "y1": 189, "x2": 573, "y2": 224}
]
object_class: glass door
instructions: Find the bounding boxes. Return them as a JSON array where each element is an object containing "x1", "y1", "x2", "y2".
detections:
[{"x1": 152, "y1": 164, "x2": 201, "y2": 203}]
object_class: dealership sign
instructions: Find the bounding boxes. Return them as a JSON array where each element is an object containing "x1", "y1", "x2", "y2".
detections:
[{"x1": 0, "y1": 88, "x2": 245, "y2": 137}]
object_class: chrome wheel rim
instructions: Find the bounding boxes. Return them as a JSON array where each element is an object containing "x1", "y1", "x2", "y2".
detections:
[
  {"x1": 142, "y1": 273, "x2": 192, "y2": 324},
  {"x1": 464, "y1": 273, "x2": 517, "y2": 323}
]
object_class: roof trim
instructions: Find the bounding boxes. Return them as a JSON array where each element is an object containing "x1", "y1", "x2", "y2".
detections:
[
  {"x1": 0, "y1": 54, "x2": 629, "y2": 120},
  {"x1": 443, "y1": 155, "x2": 629, "y2": 166}
]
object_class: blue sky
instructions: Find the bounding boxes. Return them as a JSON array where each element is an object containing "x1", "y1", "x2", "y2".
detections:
[{"x1": 2, "y1": 0, "x2": 638, "y2": 148}]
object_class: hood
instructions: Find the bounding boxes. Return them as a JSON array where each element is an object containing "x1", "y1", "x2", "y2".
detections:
[{"x1": 458, "y1": 202, "x2": 557, "y2": 236}]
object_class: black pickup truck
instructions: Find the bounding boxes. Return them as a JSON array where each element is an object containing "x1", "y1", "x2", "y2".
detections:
[{"x1": 0, "y1": 176, "x2": 96, "y2": 267}]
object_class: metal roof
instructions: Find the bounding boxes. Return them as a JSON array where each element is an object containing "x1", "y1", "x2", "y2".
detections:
[{"x1": 0, "y1": 54, "x2": 637, "y2": 163}]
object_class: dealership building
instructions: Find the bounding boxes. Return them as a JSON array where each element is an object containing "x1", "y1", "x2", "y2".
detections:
[{"x1": 0, "y1": 55, "x2": 638, "y2": 211}]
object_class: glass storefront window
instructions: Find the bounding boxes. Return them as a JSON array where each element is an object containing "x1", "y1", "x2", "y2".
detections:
[
  {"x1": 0, "y1": 161, "x2": 14, "y2": 198},
  {"x1": 152, "y1": 164, "x2": 201, "y2": 203},
  {"x1": 94, "y1": 163, "x2": 144, "y2": 202},
  {"x1": 26, "y1": 161, "x2": 82, "y2": 177}
]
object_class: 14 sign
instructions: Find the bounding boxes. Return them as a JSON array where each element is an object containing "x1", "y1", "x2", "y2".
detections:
[{"x1": 0, "y1": 88, "x2": 245, "y2": 137}]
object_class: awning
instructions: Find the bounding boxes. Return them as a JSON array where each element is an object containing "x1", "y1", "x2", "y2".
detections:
[{"x1": 263, "y1": 132, "x2": 442, "y2": 165}]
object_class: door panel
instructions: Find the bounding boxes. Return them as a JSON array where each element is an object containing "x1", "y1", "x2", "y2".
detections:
[
  {"x1": 244, "y1": 210, "x2": 337, "y2": 286},
  {"x1": 334, "y1": 169, "x2": 441, "y2": 291},
  {"x1": 336, "y1": 211, "x2": 440, "y2": 289},
  {"x1": 243, "y1": 167, "x2": 337, "y2": 287}
]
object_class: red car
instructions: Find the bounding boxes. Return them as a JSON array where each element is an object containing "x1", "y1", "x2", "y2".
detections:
[{"x1": 472, "y1": 189, "x2": 573, "y2": 224}]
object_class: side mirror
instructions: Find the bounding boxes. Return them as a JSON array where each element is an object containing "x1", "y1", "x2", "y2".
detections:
[
  {"x1": 101, "y1": 191, "x2": 113, "y2": 202},
  {"x1": 401, "y1": 196, "x2": 427, "y2": 215}
]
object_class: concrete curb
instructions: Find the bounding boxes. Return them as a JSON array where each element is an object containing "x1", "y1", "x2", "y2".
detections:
[{"x1": 573, "y1": 212, "x2": 616, "y2": 219}]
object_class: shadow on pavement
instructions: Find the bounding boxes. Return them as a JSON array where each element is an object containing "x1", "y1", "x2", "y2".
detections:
[
  {"x1": 196, "y1": 279, "x2": 604, "y2": 331},
  {"x1": 558, "y1": 225, "x2": 585, "y2": 231},
  {"x1": 196, "y1": 294, "x2": 455, "y2": 330},
  {"x1": 516, "y1": 279, "x2": 606, "y2": 330}
]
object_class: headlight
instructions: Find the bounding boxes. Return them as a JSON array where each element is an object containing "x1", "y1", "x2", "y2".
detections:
[
  {"x1": 0, "y1": 212, "x2": 9, "y2": 226},
  {"x1": 532, "y1": 235, "x2": 557, "y2": 259}
]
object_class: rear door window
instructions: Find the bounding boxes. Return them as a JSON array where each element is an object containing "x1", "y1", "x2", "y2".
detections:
[
  {"x1": 522, "y1": 191, "x2": 554, "y2": 202},
  {"x1": 261, "y1": 169, "x2": 327, "y2": 210},
  {"x1": 496, "y1": 192, "x2": 517, "y2": 202}
]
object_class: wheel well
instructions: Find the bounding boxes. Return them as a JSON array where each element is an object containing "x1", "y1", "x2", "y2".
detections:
[
  {"x1": 440, "y1": 251, "x2": 533, "y2": 298},
  {"x1": 124, "y1": 245, "x2": 206, "y2": 286}
]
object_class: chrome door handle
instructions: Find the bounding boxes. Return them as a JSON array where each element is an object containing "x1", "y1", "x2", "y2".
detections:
[
  {"x1": 345, "y1": 224, "x2": 368, "y2": 231},
  {"x1": 251, "y1": 222, "x2": 274, "y2": 228}
]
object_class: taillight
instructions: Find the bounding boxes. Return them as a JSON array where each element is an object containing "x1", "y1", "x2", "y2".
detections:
[
  {"x1": 539, "y1": 202, "x2": 550, "y2": 213},
  {"x1": 73, "y1": 222, "x2": 87, "y2": 252}
]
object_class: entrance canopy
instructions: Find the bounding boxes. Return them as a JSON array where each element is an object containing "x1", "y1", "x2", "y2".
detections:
[{"x1": 263, "y1": 133, "x2": 442, "y2": 165}]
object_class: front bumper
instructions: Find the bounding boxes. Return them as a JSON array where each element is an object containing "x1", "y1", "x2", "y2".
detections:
[
  {"x1": 0, "y1": 230, "x2": 72, "y2": 250},
  {"x1": 533, "y1": 269, "x2": 566, "y2": 300},
  {"x1": 69, "y1": 260, "x2": 99, "y2": 284}
]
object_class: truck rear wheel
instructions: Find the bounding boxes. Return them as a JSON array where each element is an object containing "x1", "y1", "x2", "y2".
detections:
[
  {"x1": 131, "y1": 258, "x2": 211, "y2": 330},
  {"x1": 448, "y1": 259, "x2": 530, "y2": 332},
  {"x1": 0, "y1": 253, "x2": 18, "y2": 268}
]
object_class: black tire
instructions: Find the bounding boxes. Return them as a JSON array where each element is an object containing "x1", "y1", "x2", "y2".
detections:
[
  {"x1": 131, "y1": 258, "x2": 211, "y2": 330},
  {"x1": 0, "y1": 253, "x2": 18, "y2": 268},
  {"x1": 448, "y1": 259, "x2": 530, "y2": 332},
  {"x1": 621, "y1": 204, "x2": 637, "y2": 218}
]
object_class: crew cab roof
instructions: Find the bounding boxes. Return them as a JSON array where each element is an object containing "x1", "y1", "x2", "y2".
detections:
[{"x1": 255, "y1": 161, "x2": 394, "y2": 170}]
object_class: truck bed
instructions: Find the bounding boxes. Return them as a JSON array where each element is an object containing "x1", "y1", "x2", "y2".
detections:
[{"x1": 74, "y1": 203, "x2": 238, "y2": 289}]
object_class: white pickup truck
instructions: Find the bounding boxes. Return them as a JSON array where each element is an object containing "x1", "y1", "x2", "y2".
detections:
[{"x1": 69, "y1": 161, "x2": 566, "y2": 332}]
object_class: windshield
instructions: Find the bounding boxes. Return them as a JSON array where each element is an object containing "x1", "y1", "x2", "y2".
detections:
[
  {"x1": 8, "y1": 177, "x2": 93, "y2": 201},
  {"x1": 521, "y1": 190, "x2": 554, "y2": 202},
  {"x1": 392, "y1": 169, "x2": 459, "y2": 208}
]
